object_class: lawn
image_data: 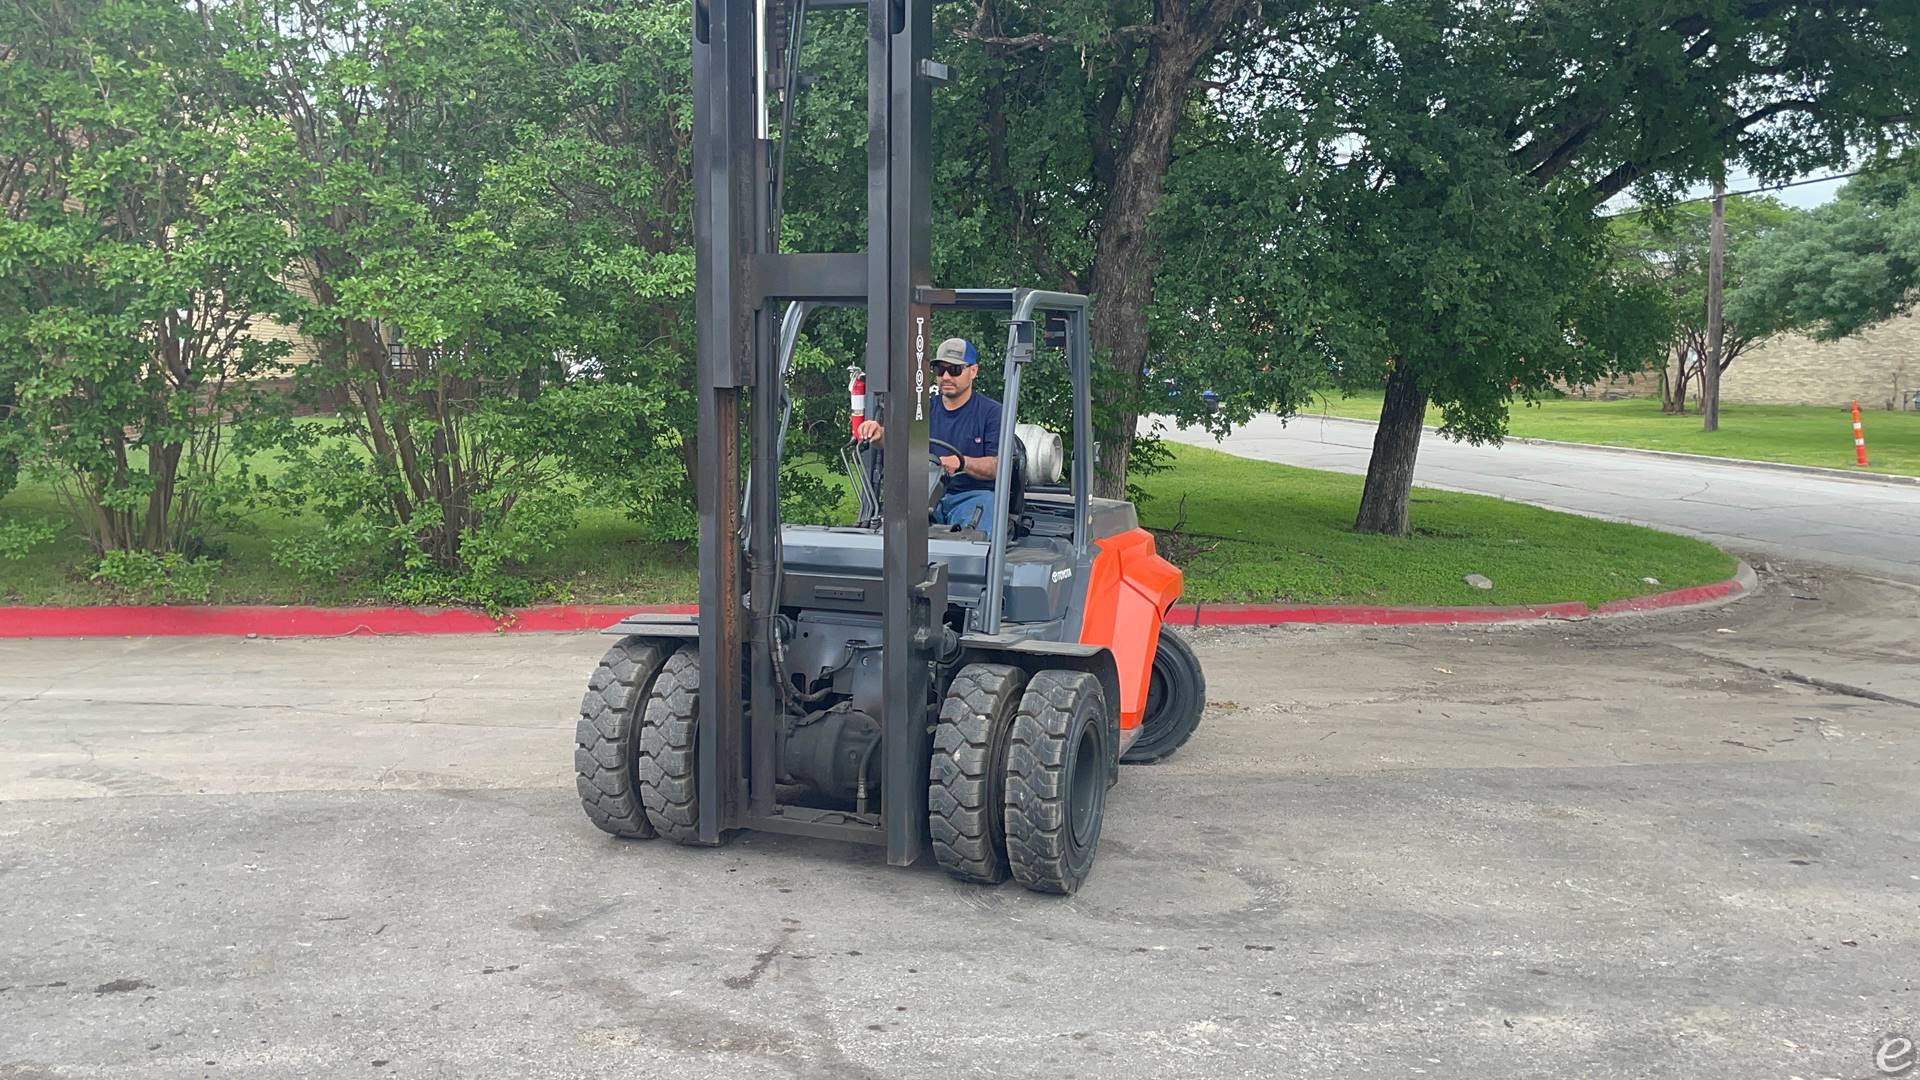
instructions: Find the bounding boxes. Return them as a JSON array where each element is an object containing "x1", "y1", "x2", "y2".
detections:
[
  {"x1": 1133, "y1": 445, "x2": 1734, "y2": 607},
  {"x1": 1307, "y1": 393, "x2": 1920, "y2": 477},
  {"x1": 0, "y1": 443, "x2": 1735, "y2": 610}
]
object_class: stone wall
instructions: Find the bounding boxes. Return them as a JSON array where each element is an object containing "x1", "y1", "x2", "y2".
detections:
[
  {"x1": 1560, "y1": 368, "x2": 1662, "y2": 401},
  {"x1": 1560, "y1": 312, "x2": 1920, "y2": 411},
  {"x1": 244, "y1": 310, "x2": 324, "y2": 370},
  {"x1": 1721, "y1": 312, "x2": 1918, "y2": 411}
]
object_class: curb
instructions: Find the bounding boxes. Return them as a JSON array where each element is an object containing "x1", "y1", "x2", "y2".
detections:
[
  {"x1": 1169, "y1": 561, "x2": 1754, "y2": 628},
  {"x1": 0, "y1": 566, "x2": 1752, "y2": 638},
  {"x1": 1301, "y1": 414, "x2": 1920, "y2": 488},
  {"x1": 0, "y1": 603, "x2": 692, "y2": 639}
]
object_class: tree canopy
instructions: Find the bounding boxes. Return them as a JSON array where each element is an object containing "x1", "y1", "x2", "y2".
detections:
[
  {"x1": 1608, "y1": 194, "x2": 1801, "y2": 411},
  {"x1": 1284, "y1": 0, "x2": 1918, "y2": 533},
  {"x1": 1729, "y1": 156, "x2": 1920, "y2": 343}
]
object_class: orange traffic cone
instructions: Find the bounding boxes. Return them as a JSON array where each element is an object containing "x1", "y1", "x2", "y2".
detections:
[{"x1": 1852, "y1": 400, "x2": 1869, "y2": 467}]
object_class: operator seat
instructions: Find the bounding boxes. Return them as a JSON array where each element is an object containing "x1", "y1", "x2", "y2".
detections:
[{"x1": 1006, "y1": 434, "x2": 1028, "y2": 522}]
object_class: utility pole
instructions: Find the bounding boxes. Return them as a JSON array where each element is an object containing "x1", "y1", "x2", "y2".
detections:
[{"x1": 1702, "y1": 178, "x2": 1726, "y2": 433}]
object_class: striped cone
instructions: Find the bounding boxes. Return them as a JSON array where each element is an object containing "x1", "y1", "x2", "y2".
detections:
[{"x1": 1852, "y1": 400, "x2": 1869, "y2": 467}]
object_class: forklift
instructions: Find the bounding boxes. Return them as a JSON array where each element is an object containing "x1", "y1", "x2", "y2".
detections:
[{"x1": 574, "y1": 0, "x2": 1205, "y2": 894}]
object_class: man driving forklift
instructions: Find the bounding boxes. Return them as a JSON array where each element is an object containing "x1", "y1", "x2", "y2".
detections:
[{"x1": 854, "y1": 337, "x2": 1003, "y2": 537}]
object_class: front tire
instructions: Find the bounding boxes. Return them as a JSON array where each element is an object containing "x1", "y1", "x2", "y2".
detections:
[
  {"x1": 1004, "y1": 670, "x2": 1110, "y2": 895},
  {"x1": 638, "y1": 647, "x2": 710, "y2": 846},
  {"x1": 929, "y1": 663, "x2": 1027, "y2": 884},
  {"x1": 575, "y1": 637, "x2": 672, "y2": 838}
]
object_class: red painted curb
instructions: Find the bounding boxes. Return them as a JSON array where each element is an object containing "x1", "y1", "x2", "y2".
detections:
[
  {"x1": 1165, "y1": 600, "x2": 1594, "y2": 627},
  {"x1": 1592, "y1": 576, "x2": 1742, "y2": 615},
  {"x1": 0, "y1": 574, "x2": 1746, "y2": 639},
  {"x1": 0, "y1": 603, "x2": 693, "y2": 639}
]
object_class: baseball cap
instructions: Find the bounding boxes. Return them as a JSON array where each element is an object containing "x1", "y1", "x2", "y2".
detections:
[{"x1": 934, "y1": 338, "x2": 977, "y2": 367}]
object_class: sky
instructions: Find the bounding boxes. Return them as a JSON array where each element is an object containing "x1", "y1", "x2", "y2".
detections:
[
  {"x1": 1603, "y1": 167, "x2": 1855, "y2": 218},
  {"x1": 1708, "y1": 169, "x2": 1853, "y2": 208}
]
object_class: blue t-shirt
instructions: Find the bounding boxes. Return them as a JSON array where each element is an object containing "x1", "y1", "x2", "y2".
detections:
[{"x1": 930, "y1": 391, "x2": 1001, "y2": 496}]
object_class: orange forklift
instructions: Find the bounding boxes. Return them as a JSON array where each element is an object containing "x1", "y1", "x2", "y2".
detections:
[{"x1": 574, "y1": 0, "x2": 1204, "y2": 893}]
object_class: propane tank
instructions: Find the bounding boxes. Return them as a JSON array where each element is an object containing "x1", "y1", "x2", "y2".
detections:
[{"x1": 848, "y1": 368, "x2": 867, "y2": 439}]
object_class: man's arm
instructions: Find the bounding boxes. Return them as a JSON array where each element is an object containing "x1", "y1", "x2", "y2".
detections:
[
  {"x1": 966, "y1": 402, "x2": 1001, "y2": 482},
  {"x1": 959, "y1": 454, "x2": 996, "y2": 481}
]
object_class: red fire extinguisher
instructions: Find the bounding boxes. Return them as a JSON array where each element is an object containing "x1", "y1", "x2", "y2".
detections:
[{"x1": 848, "y1": 368, "x2": 867, "y2": 440}]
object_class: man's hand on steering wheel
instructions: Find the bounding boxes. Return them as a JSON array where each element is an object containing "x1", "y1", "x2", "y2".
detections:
[{"x1": 928, "y1": 437, "x2": 965, "y2": 477}]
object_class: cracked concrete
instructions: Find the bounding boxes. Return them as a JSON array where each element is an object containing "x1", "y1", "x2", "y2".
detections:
[{"x1": 2, "y1": 565, "x2": 1917, "y2": 1078}]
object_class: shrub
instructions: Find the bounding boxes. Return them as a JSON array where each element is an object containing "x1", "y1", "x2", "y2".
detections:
[{"x1": 90, "y1": 551, "x2": 221, "y2": 603}]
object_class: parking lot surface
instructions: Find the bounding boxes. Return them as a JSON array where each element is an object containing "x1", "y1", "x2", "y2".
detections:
[{"x1": 2, "y1": 562, "x2": 1916, "y2": 1079}]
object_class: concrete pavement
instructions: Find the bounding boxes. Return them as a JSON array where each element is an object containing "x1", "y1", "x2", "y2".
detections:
[
  {"x1": 1158, "y1": 413, "x2": 1920, "y2": 583},
  {"x1": 3, "y1": 568, "x2": 1917, "y2": 1079}
]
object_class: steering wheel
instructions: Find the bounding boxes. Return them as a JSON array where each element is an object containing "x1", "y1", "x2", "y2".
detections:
[
  {"x1": 928, "y1": 437, "x2": 966, "y2": 472},
  {"x1": 925, "y1": 437, "x2": 966, "y2": 514}
]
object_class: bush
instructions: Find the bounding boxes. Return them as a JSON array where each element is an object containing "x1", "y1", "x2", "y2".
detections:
[
  {"x1": 90, "y1": 551, "x2": 221, "y2": 603},
  {"x1": 0, "y1": 516, "x2": 54, "y2": 561},
  {"x1": 0, "y1": 0, "x2": 298, "y2": 556},
  {"x1": 0, "y1": 379, "x2": 18, "y2": 505}
]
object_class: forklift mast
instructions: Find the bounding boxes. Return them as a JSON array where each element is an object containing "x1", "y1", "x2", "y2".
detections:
[{"x1": 691, "y1": 0, "x2": 940, "y2": 863}]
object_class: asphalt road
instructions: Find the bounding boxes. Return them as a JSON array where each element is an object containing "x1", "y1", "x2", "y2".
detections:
[
  {"x1": 3, "y1": 565, "x2": 1916, "y2": 1079},
  {"x1": 1158, "y1": 414, "x2": 1920, "y2": 583}
]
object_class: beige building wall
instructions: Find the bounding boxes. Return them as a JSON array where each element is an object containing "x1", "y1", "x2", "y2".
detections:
[
  {"x1": 243, "y1": 311, "x2": 324, "y2": 370},
  {"x1": 1721, "y1": 312, "x2": 1918, "y2": 411},
  {"x1": 1560, "y1": 312, "x2": 1920, "y2": 411},
  {"x1": 242, "y1": 268, "x2": 328, "y2": 376},
  {"x1": 1560, "y1": 368, "x2": 1662, "y2": 400}
]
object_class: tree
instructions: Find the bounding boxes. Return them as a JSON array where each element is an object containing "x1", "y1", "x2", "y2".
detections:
[
  {"x1": 0, "y1": 0, "x2": 299, "y2": 554},
  {"x1": 1607, "y1": 195, "x2": 1799, "y2": 413},
  {"x1": 1314, "y1": 0, "x2": 1919, "y2": 535},
  {"x1": 1728, "y1": 155, "x2": 1920, "y2": 344},
  {"x1": 876, "y1": 0, "x2": 1914, "y2": 527},
  {"x1": 824, "y1": 1, "x2": 1316, "y2": 498},
  {"x1": 0, "y1": 376, "x2": 19, "y2": 504},
  {"x1": 227, "y1": 0, "x2": 703, "y2": 600}
]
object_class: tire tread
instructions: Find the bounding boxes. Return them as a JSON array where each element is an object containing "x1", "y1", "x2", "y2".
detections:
[
  {"x1": 929, "y1": 663, "x2": 1027, "y2": 884},
  {"x1": 574, "y1": 637, "x2": 669, "y2": 838}
]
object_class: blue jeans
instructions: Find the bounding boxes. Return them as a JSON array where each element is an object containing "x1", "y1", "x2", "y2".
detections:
[{"x1": 937, "y1": 488, "x2": 996, "y2": 537}]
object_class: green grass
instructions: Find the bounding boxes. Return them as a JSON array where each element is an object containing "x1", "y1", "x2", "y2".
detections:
[
  {"x1": 1, "y1": 444, "x2": 1735, "y2": 609},
  {"x1": 1307, "y1": 392, "x2": 1920, "y2": 477},
  {"x1": 1135, "y1": 444, "x2": 1735, "y2": 607}
]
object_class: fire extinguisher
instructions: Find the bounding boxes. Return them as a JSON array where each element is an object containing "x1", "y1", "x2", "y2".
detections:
[{"x1": 848, "y1": 368, "x2": 867, "y2": 440}]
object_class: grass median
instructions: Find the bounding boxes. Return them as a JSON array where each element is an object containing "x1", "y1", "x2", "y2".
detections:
[
  {"x1": 1135, "y1": 445, "x2": 1734, "y2": 607},
  {"x1": 1308, "y1": 393, "x2": 1920, "y2": 477},
  {"x1": 0, "y1": 443, "x2": 1735, "y2": 610}
]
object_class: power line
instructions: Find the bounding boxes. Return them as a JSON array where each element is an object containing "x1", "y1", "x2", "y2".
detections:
[{"x1": 1600, "y1": 170, "x2": 1861, "y2": 218}]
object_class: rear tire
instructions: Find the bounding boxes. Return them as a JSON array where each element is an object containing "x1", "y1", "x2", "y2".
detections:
[
  {"x1": 1121, "y1": 626, "x2": 1206, "y2": 765},
  {"x1": 638, "y1": 647, "x2": 710, "y2": 846},
  {"x1": 1004, "y1": 670, "x2": 1110, "y2": 895},
  {"x1": 929, "y1": 663, "x2": 1027, "y2": 884},
  {"x1": 575, "y1": 637, "x2": 671, "y2": 838}
]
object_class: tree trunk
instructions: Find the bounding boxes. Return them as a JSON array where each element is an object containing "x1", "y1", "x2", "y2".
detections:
[
  {"x1": 1088, "y1": 24, "x2": 1215, "y2": 500},
  {"x1": 143, "y1": 442, "x2": 183, "y2": 551},
  {"x1": 1701, "y1": 180, "x2": 1726, "y2": 432},
  {"x1": 1661, "y1": 348, "x2": 1690, "y2": 414},
  {"x1": 1353, "y1": 363, "x2": 1430, "y2": 537}
]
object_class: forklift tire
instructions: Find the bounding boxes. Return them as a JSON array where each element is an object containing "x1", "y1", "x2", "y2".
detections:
[
  {"x1": 1120, "y1": 627, "x2": 1206, "y2": 765},
  {"x1": 929, "y1": 663, "x2": 1028, "y2": 884},
  {"x1": 1004, "y1": 670, "x2": 1110, "y2": 895},
  {"x1": 575, "y1": 637, "x2": 671, "y2": 838},
  {"x1": 638, "y1": 647, "x2": 711, "y2": 846}
]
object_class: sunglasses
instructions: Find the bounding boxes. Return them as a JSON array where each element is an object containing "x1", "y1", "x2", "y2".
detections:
[{"x1": 932, "y1": 361, "x2": 968, "y2": 377}]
